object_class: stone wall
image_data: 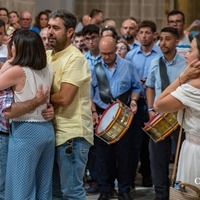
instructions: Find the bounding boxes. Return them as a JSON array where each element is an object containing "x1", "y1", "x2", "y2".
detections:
[
  {"x1": 0, "y1": 0, "x2": 173, "y2": 31},
  {"x1": 0, "y1": 0, "x2": 35, "y2": 18},
  {"x1": 1, "y1": 0, "x2": 200, "y2": 32},
  {"x1": 75, "y1": 0, "x2": 175, "y2": 34}
]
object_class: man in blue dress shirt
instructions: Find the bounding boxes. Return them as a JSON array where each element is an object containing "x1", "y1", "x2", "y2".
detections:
[
  {"x1": 125, "y1": 20, "x2": 162, "y2": 189},
  {"x1": 146, "y1": 27, "x2": 186, "y2": 200},
  {"x1": 120, "y1": 18, "x2": 140, "y2": 50},
  {"x1": 91, "y1": 36, "x2": 142, "y2": 200}
]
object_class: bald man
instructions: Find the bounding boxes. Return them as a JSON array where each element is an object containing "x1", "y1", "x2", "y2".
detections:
[
  {"x1": 91, "y1": 36, "x2": 142, "y2": 200},
  {"x1": 19, "y1": 11, "x2": 40, "y2": 34},
  {"x1": 120, "y1": 18, "x2": 140, "y2": 50}
]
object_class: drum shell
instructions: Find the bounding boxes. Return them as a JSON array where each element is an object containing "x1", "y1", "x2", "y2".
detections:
[
  {"x1": 95, "y1": 101, "x2": 133, "y2": 144},
  {"x1": 144, "y1": 112, "x2": 179, "y2": 143}
]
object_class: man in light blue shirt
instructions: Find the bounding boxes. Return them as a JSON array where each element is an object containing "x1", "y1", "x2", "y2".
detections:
[
  {"x1": 120, "y1": 18, "x2": 140, "y2": 50},
  {"x1": 146, "y1": 53, "x2": 186, "y2": 100},
  {"x1": 83, "y1": 24, "x2": 102, "y2": 71},
  {"x1": 146, "y1": 27, "x2": 186, "y2": 200},
  {"x1": 91, "y1": 51, "x2": 142, "y2": 110},
  {"x1": 125, "y1": 21, "x2": 162, "y2": 81},
  {"x1": 125, "y1": 20, "x2": 162, "y2": 189},
  {"x1": 91, "y1": 36, "x2": 141, "y2": 200}
]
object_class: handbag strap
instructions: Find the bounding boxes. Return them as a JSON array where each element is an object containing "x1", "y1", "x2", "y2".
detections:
[
  {"x1": 171, "y1": 109, "x2": 185, "y2": 186},
  {"x1": 179, "y1": 182, "x2": 200, "y2": 197},
  {"x1": 159, "y1": 57, "x2": 170, "y2": 91}
]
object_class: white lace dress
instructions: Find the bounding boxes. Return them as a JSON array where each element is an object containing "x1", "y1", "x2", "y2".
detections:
[{"x1": 171, "y1": 84, "x2": 200, "y2": 187}]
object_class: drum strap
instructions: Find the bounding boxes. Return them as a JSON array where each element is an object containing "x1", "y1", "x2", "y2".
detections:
[
  {"x1": 94, "y1": 62, "x2": 113, "y2": 104},
  {"x1": 159, "y1": 57, "x2": 170, "y2": 91},
  {"x1": 115, "y1": 89, "x2": 131, "y2": 105}
]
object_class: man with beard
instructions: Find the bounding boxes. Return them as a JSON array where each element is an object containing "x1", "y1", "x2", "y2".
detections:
[
  {"x1": 120, "y1": 17, "x2": 140, "y2": 50},
  {"x1": 145, "y1": 27, "x2": 186, "y2": 200},
  {"x1": 47, "y1": 10, "x2": 93, "y2": 200},
  {"x1": 125, "y1": 20, "x2": 162, "y2": 190}
]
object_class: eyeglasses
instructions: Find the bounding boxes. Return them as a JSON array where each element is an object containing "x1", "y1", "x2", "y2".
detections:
[
  {"x1": 0, "y1": 14, "x2": 7, "y2": 17},
  {"x1": 84, "y1": 36, "x2": 98, "y2": 42},
  {"x1": 65, "y1": 139, "x2": 73, "y2": 155},
  {"x1": 117, "y1": 46, "x2": 127, "y2": 51},
  {"x1": 168, "y1": 20, "x2": 183, "y2": 25},
  {"x1": 20, "y1": 18, "x2": 31, "y2": 21}
]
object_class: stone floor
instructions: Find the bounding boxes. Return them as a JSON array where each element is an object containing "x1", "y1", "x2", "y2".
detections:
[
  {"x1": 87, "y1": 187, "x2": 155, "y2": 200},
  {"x1": 86, "y1": 164, "x2": 174, "y2": 200},
  {"x1": 86, "y1": 173, "x2": 155, "y2": 200}
]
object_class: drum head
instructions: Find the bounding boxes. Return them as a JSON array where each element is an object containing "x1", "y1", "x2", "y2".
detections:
[{"x1": 96, "y1": 102, "x2": 120, "y2": 134}]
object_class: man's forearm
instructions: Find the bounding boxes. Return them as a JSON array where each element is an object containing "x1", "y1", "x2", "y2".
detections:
[
  {"x1": 4, "y1": 85, "x2": 49, "y2": 119},
  {"x1": 4, "y1": 98, "x2": 45, "y2": 119},
  {"x1": 146, "y1": 87, "x2": 155, "y2": 108}
]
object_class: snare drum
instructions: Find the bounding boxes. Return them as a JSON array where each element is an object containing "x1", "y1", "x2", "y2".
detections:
[
  {"x1": 95, "y1": 101, "x2": 133, "y2": 144},
  {"x1": 143, "y1": 112, "x2": 179, "y2": 143}
]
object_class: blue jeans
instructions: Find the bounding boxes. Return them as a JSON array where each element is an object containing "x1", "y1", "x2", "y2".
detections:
[
  {"x1": 53, "y1": 137, "x2": 91, "y2": 200},
  {"x1": 0, "y1": 132, "x2": 9, "y2": 200}
]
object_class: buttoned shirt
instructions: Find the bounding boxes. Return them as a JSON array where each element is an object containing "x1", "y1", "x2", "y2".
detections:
[
  {"x1": 125, "y1": 44, "x2": 162, "y2": 80},
  {"x1": 84, "y1": 51, "x2": 101, "y2": 70},
  {"x1": 91, "y1": 54, "x2": 142, "y2": 109},
  {"x1": 47, "y1": 44, "x2": 93, "y2": 146},
  {"x1": 129, "y1": 39, "x2": 141, "y2": 50},
  {"x1": 145, "y1": 52, "x2": 186, "y2": 101},
  {"x1": 0, "y1": 88, "x2": 13, "y2": 133}
]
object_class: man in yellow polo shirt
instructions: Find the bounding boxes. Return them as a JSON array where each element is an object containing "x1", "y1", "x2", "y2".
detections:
[{"x1": 46, "y1": 10, "x2": 93, "y2": 200}]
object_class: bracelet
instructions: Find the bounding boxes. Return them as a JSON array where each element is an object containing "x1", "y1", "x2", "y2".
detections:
[
  {"x1": 178, "y1": 76, "x2": 183, "y2": 86},
  {"x1": 148, "y1": 107, "x2": 154, "y2": 112},
  {"x1": 179, "y1": 76, "x2": 186, "y2": 86},
  {"x1": 92, "y1": 110, "x2": 97, "y2": 113}
]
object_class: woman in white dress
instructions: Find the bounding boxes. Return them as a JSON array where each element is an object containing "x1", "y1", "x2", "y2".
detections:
[{"x1": 154, "y1": 33, "x2": 200, "y2": 187}]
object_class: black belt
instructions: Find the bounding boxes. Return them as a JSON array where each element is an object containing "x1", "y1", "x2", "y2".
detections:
[{"x1": 0, "y1": 131, "x2": 9, "y2": 136}]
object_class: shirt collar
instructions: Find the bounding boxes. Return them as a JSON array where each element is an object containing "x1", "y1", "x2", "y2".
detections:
[
  {"x1": 130, "y1": 40, "x2": 141, "y2": 50},
  {"x1": 101, "y1": 54, "x2": 118, "y2": 69},
  {"x1": 137, "y1": 43, "x2": 160, "y2": 55},
  {"x1": 162, "y1": 51, "x2": 178, "y2": 65},
  {"x1": 85, "y1": 51, "x2": 101, "y2": 60},
  {"x1": 50, "y1": 44, "x2": 72, "y2": 61}
]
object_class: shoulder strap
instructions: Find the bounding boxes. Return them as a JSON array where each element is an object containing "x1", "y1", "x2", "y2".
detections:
[
  {"x1": 94, "y1": 62, "x2": 113, "y2": 104},
  {"x1": 188, "y1": 33, "x2": 193, "y2": 43},
  {"x1": 159, "y1": 57, "x2": 170, "y2": 91}
]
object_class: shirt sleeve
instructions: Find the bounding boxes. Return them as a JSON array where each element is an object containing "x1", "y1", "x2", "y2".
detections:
[
  {"x1": 0, "y1": 89, "x2": 13, "y2": 114},
  {"x1": 130, "y1": 65, "x2": 143, "y2": 93},
  {"x1": 171, "y1": 84, "x2": 200, "y2": 110},
  {"x1": 145, "y1": 59, "x2": 158, "y2": 88},
  {"x1": 61, "y1": 56, "x2": 91, "y2": 87}
]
